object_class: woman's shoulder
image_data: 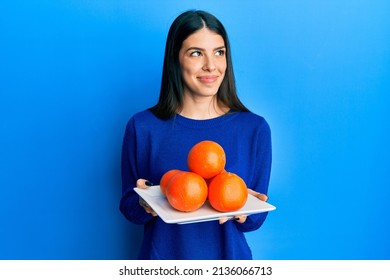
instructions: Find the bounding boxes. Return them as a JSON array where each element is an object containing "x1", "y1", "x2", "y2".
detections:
[
  {"x1": 127, "y1": 109, "x2": 161, "y2": 125},
  {"x1": 125, "y1": 109, "x2": 174, "y2": 133},
  {"x1": 234, "y1": 111, "x2": 270, "y2": 128},
  {"x1": 131, "y1": 109, "x2": 153, "y2": 119}
]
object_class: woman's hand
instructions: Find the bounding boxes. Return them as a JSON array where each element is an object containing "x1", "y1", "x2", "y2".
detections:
[
  {"x1": 247, "y1": 188, "x2": 268, "y2": 202},
  {"x1": 137, "y1": 179, "x2": 158, "y2": 217},
  {"x1": 219, "y1": 188, "x2": 268, "y2": 224},
  {"x1": 219, "y1": 215, "x2": 247, "y2": 224}
]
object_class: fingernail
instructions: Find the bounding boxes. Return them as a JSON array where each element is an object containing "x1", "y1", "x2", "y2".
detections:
[{"x1": 145, "y1": 181, "x2": 154, "y2": 186}]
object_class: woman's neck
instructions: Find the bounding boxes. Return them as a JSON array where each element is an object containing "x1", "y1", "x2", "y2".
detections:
[{"x1": 178, "y1": 94, "x2": 230, "y2": 120}]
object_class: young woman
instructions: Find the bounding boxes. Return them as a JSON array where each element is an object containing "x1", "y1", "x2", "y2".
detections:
[{"x1": 120, "y1": 10, "x2": 272, "y2": 259}]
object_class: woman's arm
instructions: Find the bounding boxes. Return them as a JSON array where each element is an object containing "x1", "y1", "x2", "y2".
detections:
[
  {"x1": 235, "y1": 118, "x2": 272, "y2": 232},
  {"x1": 119, "y1": 118, "x2": 155, "y2": 225}
]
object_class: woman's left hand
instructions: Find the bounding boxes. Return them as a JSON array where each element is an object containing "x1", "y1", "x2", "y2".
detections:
[
  {"x1": 247, "y1": 188, "x2": 268, "y2": 202},
  {"x1": 219, "y1": 188, "x2": 268, "y2": 224}
]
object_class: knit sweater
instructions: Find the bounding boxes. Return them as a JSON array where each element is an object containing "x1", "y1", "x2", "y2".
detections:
[{"x1": 120, "y1": 109, "x2": 272, "y2": 259}]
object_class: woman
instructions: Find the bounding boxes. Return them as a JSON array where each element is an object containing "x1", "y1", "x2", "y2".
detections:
[{"x1": 120, "y1": 10, "x2": 272, "y2": 259}]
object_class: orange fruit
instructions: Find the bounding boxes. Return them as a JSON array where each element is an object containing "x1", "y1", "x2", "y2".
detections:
[
  {"x1": 187, "y1": 140, "x2": 226, "y2": 179},
  {"x1": 159, "y1": 169, "x2": 182, "y2": 196},
  {"x1": 205, "y1": 168, "x2": 227, "y2": 186},
  {"x1": 165, "y1": 171, "x2": 208, "y2": 212},
  {"x1": 208, "y1": 172, "x2": 248, "y2": 212}
]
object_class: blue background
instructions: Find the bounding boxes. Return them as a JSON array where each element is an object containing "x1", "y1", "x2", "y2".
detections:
[{"x1": 1, "y1": 0, "x2": 389, "y2": 259}]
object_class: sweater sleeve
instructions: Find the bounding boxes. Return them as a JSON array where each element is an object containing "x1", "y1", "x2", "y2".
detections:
[
  {"x1": 119, "y1": 118, "x2": 154, "y2": 225},
  {"x1": 235, "y1": 118, "x2": 272, "y2": 232}
]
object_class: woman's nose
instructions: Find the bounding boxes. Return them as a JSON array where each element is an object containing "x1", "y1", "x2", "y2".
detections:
[{"x1": 202, "y1": 56, "x2": 216, "y2": 71}]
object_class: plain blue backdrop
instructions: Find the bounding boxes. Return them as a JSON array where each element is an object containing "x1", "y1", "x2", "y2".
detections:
[{"x1": 1, "y1": 0, "x2": 389, "y2": 259}]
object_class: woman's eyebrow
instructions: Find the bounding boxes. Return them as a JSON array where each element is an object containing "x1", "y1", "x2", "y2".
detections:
[{"x1": 185, "y1": 46, "x2": 226, "y2": 52}]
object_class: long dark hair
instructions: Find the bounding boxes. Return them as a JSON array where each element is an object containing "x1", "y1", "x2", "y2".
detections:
[{"x1": 150, "y1": 10, "x2": 249, "y2": 119}]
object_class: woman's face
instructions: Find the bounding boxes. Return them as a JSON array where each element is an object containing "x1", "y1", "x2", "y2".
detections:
[{"x1": 179, "y1": 28, "x2": 227, "y2": 98}]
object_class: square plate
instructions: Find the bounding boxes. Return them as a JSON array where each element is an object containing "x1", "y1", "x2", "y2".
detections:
[{"x1": 134, "y1": 186, "x2": 276, "y2": 224}]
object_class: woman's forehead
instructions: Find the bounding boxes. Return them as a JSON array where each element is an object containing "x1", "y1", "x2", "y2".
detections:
[{"x1": 181, "y1": 28, "x2": 225, "y2": 49}]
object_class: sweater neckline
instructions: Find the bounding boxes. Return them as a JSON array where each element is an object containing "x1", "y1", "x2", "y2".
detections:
[{"x1": 172, "y1": 110, "x2": 240, "y2": 128}]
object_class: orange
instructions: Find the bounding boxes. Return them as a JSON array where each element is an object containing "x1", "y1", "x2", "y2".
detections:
[
  {"x1": 205, "y1": 168, "x2": 227, "y2": 186},
  {"x1": 187, "y1": 140, "x2": 226, "y2": 179},
  {"x1": 208, "y1": 172, "x2": 248, "y2": 212},
  {"x1": 159, "y1": 169, "x2": 182, "y2": 196},
  {"x1": 165, "y1": 171, "x2": 208, "y2": 212}
]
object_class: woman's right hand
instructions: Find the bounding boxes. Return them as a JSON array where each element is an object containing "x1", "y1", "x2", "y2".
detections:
[{"x1": 137, "y1": 179, "x2": 158, "y2": 217}]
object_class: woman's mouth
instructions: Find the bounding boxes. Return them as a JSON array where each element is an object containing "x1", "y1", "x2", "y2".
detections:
[{"x1": 197, "y1": 75, "x2": 218, "y2": 84}]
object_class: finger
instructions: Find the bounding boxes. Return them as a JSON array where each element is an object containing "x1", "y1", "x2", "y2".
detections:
[
  {"x1": 150, "y1": 210, "x2": 158, "y2": 217},
  {"x1": 234, "y1": 215, "x2": 247, "y2": 223},
  {"x1": 219, "y1": 216, "x2": 245, "y2": 224},
  {"x1": 145, "y1": 207, "x2": 158, "y2": 217},
  {"x1": 137, "y1": 179, "x2": 151, "y2": 189},
  {"x1": 257, "y1": 193, "x2": 268, "y2": 202},
  {"x1": 219, "y1": 217, "x2": 229, "y2": 224},
  {"x1": 139, "y1": 198, "x2": 148, "y2": 208},
  {"x1": 247, "y1": 188, "x2": 258, "y2": 196},
  {"x1": 139, "y1": 199, "x2": 158, "y2": 217},
  {"x1": 247, "y1": 189, "x2": 268, "y2": 201}
]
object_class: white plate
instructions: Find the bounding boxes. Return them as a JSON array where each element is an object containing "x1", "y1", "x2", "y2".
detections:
[{"x1": 134, "y1": 186, "x2": 276, "y2": 224}]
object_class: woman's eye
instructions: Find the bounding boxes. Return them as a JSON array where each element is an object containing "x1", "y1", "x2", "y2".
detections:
[
  {"x1": 190, "y1": 51, "x2": 201, "y2": 57},
  {"x1": 215, "y1": 49, "x2": 225, "y2": 56}
]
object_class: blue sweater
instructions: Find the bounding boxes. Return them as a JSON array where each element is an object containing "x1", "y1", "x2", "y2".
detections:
[{"x1": 120, "y1": 109, "x2": 272, "y2": 260}]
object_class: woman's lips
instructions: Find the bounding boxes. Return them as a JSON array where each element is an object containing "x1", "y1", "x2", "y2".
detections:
[{"x1": 197, "y1": 75, "x2": 218, "y2": 83}]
